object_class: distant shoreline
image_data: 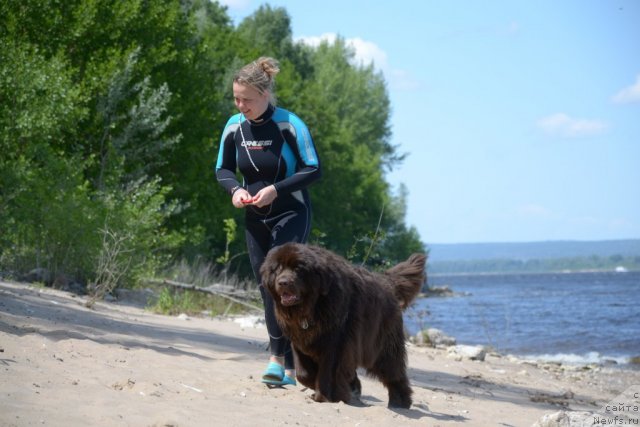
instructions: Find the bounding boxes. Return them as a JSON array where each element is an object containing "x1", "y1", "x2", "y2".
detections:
[
  {"x1": 428, "y1": 268, "x2": 640, "y2": 277},
  {"x1": 427, "y1": 238, "x2": 640, "y2": 262},
  {"x1": 426, "y1": 239, "x2": 640, "y2": 274}
]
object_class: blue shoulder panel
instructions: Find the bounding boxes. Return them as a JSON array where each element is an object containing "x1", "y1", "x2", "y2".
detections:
[
  {"x1": 216, "y1": 113, "x2": 242, "y2": 170},
  {"x1": 273, "y1": 108, "x2": 319, "y2": 167}
]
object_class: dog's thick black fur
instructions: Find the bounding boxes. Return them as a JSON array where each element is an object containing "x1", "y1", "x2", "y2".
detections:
[{"x1": 260, "y1": 243, "x2": 427, "y2": 408}]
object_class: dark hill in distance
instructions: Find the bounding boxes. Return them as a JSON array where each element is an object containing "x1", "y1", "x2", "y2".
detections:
[{"x1": 427, "y1": 239, "x2": 640, "y2": 263}]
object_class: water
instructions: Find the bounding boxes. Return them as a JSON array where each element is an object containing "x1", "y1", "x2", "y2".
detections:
[{"x1": 405, "y1": 271, "x2": 640, "y2": 365}]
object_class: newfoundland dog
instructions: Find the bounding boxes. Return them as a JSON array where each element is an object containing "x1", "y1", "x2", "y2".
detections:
[{"x1": 260, "y1": 242, "x2": 427, "y2": 408}]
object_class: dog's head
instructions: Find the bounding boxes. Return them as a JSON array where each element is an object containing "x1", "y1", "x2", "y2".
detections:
[{"x1": 260, "y1": 243, "x2": 332, "y2": 308}]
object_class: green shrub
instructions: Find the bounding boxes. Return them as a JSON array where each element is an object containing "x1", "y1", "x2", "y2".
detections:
[{"x1": 148, "y1": 286, "x2": 254, "y2": 317}]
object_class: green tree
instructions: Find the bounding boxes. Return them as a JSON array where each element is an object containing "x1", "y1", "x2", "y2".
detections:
[
  {"x1": 0, "y1": 37, "x2": 94, "y2": 278},
  {"x1": 0, "y1": 1, "x2": 189, "y2": 286},
  {"x1": 236, "y1": 4, "x2": 294, "y2": 60},
  {"x1": 155, "y1": 0, "x2": 243, "y2": 260}
]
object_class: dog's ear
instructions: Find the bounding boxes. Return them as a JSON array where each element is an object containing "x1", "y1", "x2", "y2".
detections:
[
  {"x1": 300, "y1": 267, "x2": 331, "y2": 296},
  {"x1": 316, "y1": 270, "x2": 332, "y2": 296},
  {"x1": 259, "y1": 254, "x2": 279, "y2": 291},
  {"x1": 306, "y1": 261, "x2": 334, "y2": 296},
  {"x1": 296, "y1": 246, "x2": 332, "y2": 296},
  {"x1": 320, "y1": 277, "x2": 331, "y2": 295}
]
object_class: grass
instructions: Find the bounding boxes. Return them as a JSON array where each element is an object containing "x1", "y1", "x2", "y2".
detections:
[
  {"x1": 146, "y1": 256, "x2": 261, "y2": 317},
  {"x1": 148, "y1": 286, "x2": 261, "y2": 317},
  {"x1": 148, "y1": 286, "x2": 255, "y2": 317}
]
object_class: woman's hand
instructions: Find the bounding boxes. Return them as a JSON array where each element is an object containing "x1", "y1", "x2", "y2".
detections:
[
  {"x1": 232, "y1": 188, "x2": 252, "y2": 208},
  {"x1": 251, "y1": 185, "x2": 277, "y2": 208}
]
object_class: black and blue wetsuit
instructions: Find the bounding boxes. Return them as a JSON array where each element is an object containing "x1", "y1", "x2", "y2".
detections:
[{"x1": 215, "y1": 104, "x2": 321, "y2": 369}]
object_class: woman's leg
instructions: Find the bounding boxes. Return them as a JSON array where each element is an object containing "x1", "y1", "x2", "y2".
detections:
[
  {"x1": 245, "y1": 218, "x2": 292, "y2": 375},
  {"x1": 246, "y1": 205, "x2": 311, "y2": 378},
  {"x1": 266, "y1": 207, "x2": 312, "y2": 373}
]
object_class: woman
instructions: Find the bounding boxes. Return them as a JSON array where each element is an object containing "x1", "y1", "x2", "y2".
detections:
[{"x1": 215, "y1": 57, "x2": 321, "y2": 386}]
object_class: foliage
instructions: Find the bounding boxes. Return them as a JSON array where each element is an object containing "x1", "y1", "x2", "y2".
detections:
[
  {"x1": 150, "y1": 287, "x2": 202, "y2": 316},
  {"x1": 97, "y1": 178, "x2": 185, "y2": 282},
  {"x1": 0, "y1": 37, "x2": 95, "y2": 279},
  {"x1": 0, "y1": 0, "x2": 426, "y2": 295},
  {"x1": 87, "y1": 225, "x2": 134, "y2": 307},
  {"x1": 149, "y1": 286, "x2": 251, "y2": 317},
  {"x1": 216, "y1": 218, "x2": 237, "y2": 266}
]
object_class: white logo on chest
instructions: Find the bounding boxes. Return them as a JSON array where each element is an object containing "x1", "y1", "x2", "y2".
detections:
[{"x1": 241, "y1": 140, "x2": 273, "y2": 149}]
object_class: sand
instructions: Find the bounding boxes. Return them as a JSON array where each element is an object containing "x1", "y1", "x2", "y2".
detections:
[{"x1": 1, "y1": 280, "x2": 638, "y2": 427}]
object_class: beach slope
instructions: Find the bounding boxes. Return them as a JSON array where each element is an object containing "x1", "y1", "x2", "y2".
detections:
[{"x1": 1, "y1": 281, "x2": 637, "y2": 426}]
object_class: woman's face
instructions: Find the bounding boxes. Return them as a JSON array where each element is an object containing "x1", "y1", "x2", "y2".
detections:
[{"x1": 233, "y1": 82, "x2": 270, "y2": 121}]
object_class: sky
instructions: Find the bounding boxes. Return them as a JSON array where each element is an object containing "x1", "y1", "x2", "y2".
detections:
[{"x1": 219, "y1": 0, "x2": 640, "y2": 245}]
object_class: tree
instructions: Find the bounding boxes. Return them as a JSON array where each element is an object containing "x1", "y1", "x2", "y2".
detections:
[
  {"x1": 236, "y1": 4, "x2": 294, "y2": 59},
  {"x1": 0, "y1": 0, "x2": 425, "y2": 287},
  {"x1": 0, "y1": 37, "x2": 95, "y2": 278},
  {"x1": 0, "y1": 1, "x2": 189, "y2": 284}
]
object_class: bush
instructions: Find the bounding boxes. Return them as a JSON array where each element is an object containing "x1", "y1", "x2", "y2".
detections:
[
  {"x1": 149, "y1": 286, "x2": 254, "y2": 317},
  {"x1": 86, "y1": 178, "x2": 184, "y2": 306},
  {"x1": 0, "y1": 151, "x2": 101, "y2": 283}
]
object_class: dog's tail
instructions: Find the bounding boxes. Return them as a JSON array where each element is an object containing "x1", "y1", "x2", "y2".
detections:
[{"x1": 386, "y1": 253, "x2": 428, "y2": 309}]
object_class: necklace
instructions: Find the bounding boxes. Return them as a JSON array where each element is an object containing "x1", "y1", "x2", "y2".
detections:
[{"x1": 238, "y1": 114, "x2": 260, "y2": 172}]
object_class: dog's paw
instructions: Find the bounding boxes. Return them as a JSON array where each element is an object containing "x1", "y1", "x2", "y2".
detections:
[
  {"x1": 388, "y1": 396, "x2": 412, "y2": 409},
  {"x1": 350, "y1": 376, "x2": 362, "y2": 400},
  {"x1": 310, "y1": 391, "x2": 329, "y2": 403}
]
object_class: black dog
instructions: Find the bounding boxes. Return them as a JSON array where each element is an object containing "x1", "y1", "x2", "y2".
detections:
[{"x1": 260, "y1": 243, "x2": 427, "y2": 408}]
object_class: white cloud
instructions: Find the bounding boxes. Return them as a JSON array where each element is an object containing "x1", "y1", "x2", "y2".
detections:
[
  {"x1": 347, "y1": 37, "x2": 389, "y2": 70},
  {"x1": 570, "y1": 216, "x2": 599, "y2": 226},
  {"x1": 216, "y1": 0, "x2": 252, "y2": 9},
  {"x1": 516, "y1": 204, "x2": 553, "y2": 218},
  {"x1": 388, "y1": 69, "x2": 421, "y2": 91},
  {"x1": 297, "y1": 33, "x2": 387, "y2": 69},
  {"x1": 296, "y1": 33, "x2": 420, "y2": 91},
  {"x1": 537, "y1": 113, "x2": 608, "y2": 138},
  {"x1": 295, "y1": 32, "x2": 337, "y2": 48},
  {"x1": 608, "y1": 217, "x2": 634, "y2": 231},
  {"x1": 612, "y1": 74, "x2": 640, "y2": 104},
  {"x1": 506, "y1": 21, "x2": 520, "y2": 34}
]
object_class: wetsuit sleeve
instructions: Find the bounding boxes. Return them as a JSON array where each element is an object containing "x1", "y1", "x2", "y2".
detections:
[
  {"x1": 215, "y1": 118, "x2": 242, "y2": 195},
  {"x1": 273, "y1": 115, "x2": 322, "y2": 195}
]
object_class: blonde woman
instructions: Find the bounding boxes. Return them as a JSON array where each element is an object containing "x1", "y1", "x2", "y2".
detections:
[{"x1": 215, "y1": 57, "x2": 321, "y2": 386}]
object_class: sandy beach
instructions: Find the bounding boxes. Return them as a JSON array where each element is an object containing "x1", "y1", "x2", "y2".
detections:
[{"x1": 1, "y1": 280, "x2": 638, "y2": 427}]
